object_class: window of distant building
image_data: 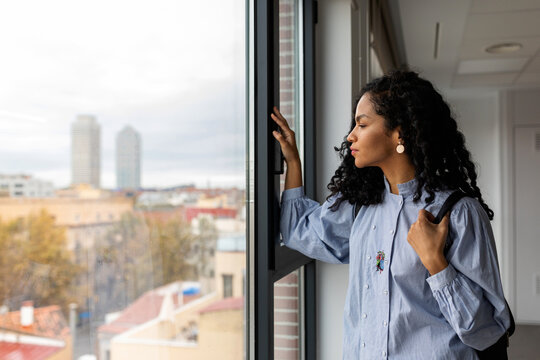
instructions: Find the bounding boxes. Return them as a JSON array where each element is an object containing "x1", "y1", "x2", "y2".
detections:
[{"x1": 223, "y1": 274, "x2": 233, "y2": 298}]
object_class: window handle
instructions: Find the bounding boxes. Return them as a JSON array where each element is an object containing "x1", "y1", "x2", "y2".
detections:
[{"x1": 273, "y1": 136, "x2": 284, "y2": 175}]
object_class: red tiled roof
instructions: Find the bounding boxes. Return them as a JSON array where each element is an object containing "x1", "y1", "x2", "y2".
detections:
[
  {"x1": 98, "y1": 290, "x2": 200, "y2": 335},
  {"x1": 0, "y1": 306, "x2": 69, "y2": 339},
  {"x1": 199, "y1": 297, "x2": 244, "y2": 314},
  {"x1": 0, "y1": 341, "x2": 63, "y2": 360}
]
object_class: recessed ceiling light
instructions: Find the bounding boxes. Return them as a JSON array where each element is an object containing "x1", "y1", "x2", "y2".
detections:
[{"x1": 485, "y1": 42, "x2": 523, "y2": 54}]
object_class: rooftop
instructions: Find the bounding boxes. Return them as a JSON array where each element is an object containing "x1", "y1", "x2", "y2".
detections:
[
  {"x1": 98, "y1": 284, "x2": 200, "y2": 335},
  {"x1": 0, "y1": 341, "x2": 63, "y2": 360},
  {"x1": 0, "y1": 305, "x2": 69, "y2": 339},
  {"x1": 199, "y1": 297, "x2": 244, "y2": 314}
]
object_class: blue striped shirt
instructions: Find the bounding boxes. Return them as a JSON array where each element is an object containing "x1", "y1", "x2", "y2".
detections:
[{"x1": 280, "y1": 176, "x2": 510, "y2": 359}]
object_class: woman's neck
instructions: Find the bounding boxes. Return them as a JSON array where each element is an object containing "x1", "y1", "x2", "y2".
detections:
[{"x1": 380, "y1": 160, "x2": 416, "y2": 195}]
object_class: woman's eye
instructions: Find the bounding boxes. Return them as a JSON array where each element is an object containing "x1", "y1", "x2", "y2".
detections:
[{"x1": 357, "y1": 124, "x2": 366, "y2": 128}]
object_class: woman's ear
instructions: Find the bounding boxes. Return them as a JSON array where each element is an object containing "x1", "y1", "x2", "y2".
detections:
[{"x1": 392, "y1": 126, "x2": 402, "y2": 142}]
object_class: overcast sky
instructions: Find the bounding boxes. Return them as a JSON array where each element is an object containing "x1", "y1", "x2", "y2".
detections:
[{"x1": 0, "y1": 0, "x2": 246, "y2": 189}]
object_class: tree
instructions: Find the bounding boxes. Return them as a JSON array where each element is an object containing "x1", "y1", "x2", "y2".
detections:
[
  {"x1": 147, "y1": 215, "x2": 198, "y2": 286},
  {"x1": 94, "y1": 212, "x2": 155, "y2": 316},
  {"x1": 94, "y1": 212, "x2": 200, "y2": 316},
  {"x1": 0, "y1": 210, "x2": 82, "y2": 314}
]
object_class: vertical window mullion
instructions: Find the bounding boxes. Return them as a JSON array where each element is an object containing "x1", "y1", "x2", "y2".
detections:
[{"x1": 254, "y1": 0, "x2": 277, "y2": 359}]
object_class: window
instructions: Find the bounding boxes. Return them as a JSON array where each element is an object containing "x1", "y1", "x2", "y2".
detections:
[
  {"x1": 223, "y1": 274, "x2": 234, "y2": 298},
  {"x1": 251, "y1": 0, "x2": 317, "y2": 359},
  {"x1": 0, "y1": 1, "x2": 247, "y2": 359}
]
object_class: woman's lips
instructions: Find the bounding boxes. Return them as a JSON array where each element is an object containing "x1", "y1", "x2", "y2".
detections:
[{"x1": 350, "y1": 147, "x2": 358, "y2": 155}]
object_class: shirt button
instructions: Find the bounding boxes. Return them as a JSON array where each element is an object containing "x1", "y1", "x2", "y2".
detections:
[
  {"x1": 383, "y1": 290, "x2": 388, "y2": 295},
  {"x1": 382, "y1": 351, "x2": 387, "y2": 358},
  {"x1": 390, "y1": 229, "x2": 394, "y2": 235},
  {"x1": 362, "y1": 313, "x2": 367, "y2": 319},
  {"x1": 399, "y1": 200, "x2": 403, "y2": 206},
  {"x1": 361, "y1": 342, "x2": 366, "y2": 348},
  {"x1": 367, "y1": 255, "x2": 371, "y2": 260},
  {"x1": 372, "y1": 225, "x2": 376, "y2": 230},
  {"x1": 383, "y1": 321, "x2": 388, "y2": 326},
  {"x1": 365, "y1": 284, "x2": 369, "y2": 289}
]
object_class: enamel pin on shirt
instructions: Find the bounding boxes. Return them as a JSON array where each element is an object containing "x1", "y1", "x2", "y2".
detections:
[{"x1": 376, "y1": 251, "x2": 385, "y2": 273}]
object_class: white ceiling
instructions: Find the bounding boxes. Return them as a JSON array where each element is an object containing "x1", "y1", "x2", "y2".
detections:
[{"x1": 395, "y1": 0, "x2": 540, "y2": 90}]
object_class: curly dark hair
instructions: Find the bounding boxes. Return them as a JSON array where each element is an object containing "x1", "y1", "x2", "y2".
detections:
[{"x1": 327, "y1": 70, "x2": 494, "y2": 220}]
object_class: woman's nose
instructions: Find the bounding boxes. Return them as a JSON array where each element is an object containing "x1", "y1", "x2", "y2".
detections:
[{"x1": 347, "y1": 130, "x2": 355, "y2": 143}]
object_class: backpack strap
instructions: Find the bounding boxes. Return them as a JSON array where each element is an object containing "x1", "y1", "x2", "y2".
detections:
[{"x1": 433, "y1": 190, "x2": 466, "y2": 224}]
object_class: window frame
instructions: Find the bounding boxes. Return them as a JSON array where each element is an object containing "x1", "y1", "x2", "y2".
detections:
[{"x1": 252, "y1": 0, "x2": 317, "y2": 359}]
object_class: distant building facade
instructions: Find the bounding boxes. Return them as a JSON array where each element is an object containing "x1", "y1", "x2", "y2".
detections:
[
  {"x1": 71, "y1": 115, "x2": 101, "y2": 188},
  {"x1": 116, "y1": 126, "x2": 141, "y2": 190},
  {"x1": 0, "y1": 174, "x2": 54, "y2": 198}
]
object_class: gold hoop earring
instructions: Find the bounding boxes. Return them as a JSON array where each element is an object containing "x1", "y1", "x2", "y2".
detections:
[{"x1": 396, "y1": 140, "x2": 405, "y2": 154}]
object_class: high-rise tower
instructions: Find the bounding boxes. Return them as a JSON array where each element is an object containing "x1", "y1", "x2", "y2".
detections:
[
  {"x1": 116, "y1": 125, "x2": 141, "y2": 190},
  {"x1": 71, "y1": 115, "x2": 101, "y2": 188}
]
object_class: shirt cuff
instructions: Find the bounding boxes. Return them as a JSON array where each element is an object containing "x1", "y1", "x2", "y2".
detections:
[
  {"x1": 426, "y1": 263, "x2": 457, "y2": 292},
  {"x1": 281, "y1": 186, "x2": 305, "y2": 202}
]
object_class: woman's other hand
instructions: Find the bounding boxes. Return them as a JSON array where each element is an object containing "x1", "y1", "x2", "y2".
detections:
[
  {"x1": 271, "y1": 106, "x2": 302, "y2": 189},
  {"x1": 407, "y1": 210, "x2": 450, "y2": 275}
]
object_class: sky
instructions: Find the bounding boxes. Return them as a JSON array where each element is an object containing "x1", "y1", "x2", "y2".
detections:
[{"x1": 0, "y1": 0, "x2": 246, "y2": 189}]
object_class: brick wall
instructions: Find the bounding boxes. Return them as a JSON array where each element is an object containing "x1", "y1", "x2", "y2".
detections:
[
  {"x1": 275, "y1": 1, "x2": 301, "y2": 359},
  {"x1": 274, "y1": 271, "x2": 300, "y2": 360}
]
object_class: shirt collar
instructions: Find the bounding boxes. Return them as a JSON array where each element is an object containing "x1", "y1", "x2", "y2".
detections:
[{"x1": 383, "y1": 175, "x2": 418, "y2": 197}]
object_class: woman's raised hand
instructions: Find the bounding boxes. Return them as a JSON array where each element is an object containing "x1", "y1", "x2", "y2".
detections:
[
  {"x1": 271, "y1": 106, "x2": 302, "y2": 189},
  {"x1": 271, "y1": 106, "x2": 300, "y2": 165}
]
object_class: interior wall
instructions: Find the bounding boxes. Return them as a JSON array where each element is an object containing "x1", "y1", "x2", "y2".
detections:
[
  {"x1": 448, "y1": 93, "x2": 502, "y2": 253},
  {"x1": 503, "y1": 88, "x2": 540, "y2": 324},
  {"x1": 315, "y1": 0, "x2": 356, "y2": 359}
]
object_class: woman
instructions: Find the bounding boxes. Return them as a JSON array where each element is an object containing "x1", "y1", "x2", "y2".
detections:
[{"x1": 272, "y1": 70, "x2": 511, "y2": 359}]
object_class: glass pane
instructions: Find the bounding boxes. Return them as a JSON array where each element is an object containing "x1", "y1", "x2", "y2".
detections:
[
  {"x1": 274, "y1": 1, "x2": 303, "y2": 358},
  {"x1": 278, "y1": 0, "x2": 303, "y2": 194},
  {"x1": 274, "y1": 268, "x2": 303, "y2": 360},
  {"x1": 0, "y1": 1, "x2": 247, "y2": 360}
]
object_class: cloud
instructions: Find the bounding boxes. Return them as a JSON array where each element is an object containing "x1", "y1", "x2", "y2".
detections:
[{"x1": 0, "y1": 0, "x2": 246, "y2": 189}]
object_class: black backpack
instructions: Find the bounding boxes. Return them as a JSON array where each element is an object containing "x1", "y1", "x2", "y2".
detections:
[{"x1": 434, "y1": 191, "x2": 515, "y2": 360}]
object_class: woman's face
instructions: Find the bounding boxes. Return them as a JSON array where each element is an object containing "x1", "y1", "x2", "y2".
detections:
[{"x1": 347, "y1": 93, "x2": 399, "y2": 169}]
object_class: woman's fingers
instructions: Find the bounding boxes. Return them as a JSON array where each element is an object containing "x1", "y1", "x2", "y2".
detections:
[
  {"x1": 273, "y1": 106, "x2": 287, "y2": 122},
  {"x1": 271, "y1": 113, "x2": 291, "y2": 134},
  {"x1": 271, "y1": 107, "x2": 292, "y2": 131},
  {"x1": 272, "y1": 130, "x2": 284, "y2": 143}
]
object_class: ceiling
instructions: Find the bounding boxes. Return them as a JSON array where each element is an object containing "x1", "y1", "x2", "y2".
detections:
[{"x1": 394, "y1": 0, "x2": 540, "y2": 91}]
